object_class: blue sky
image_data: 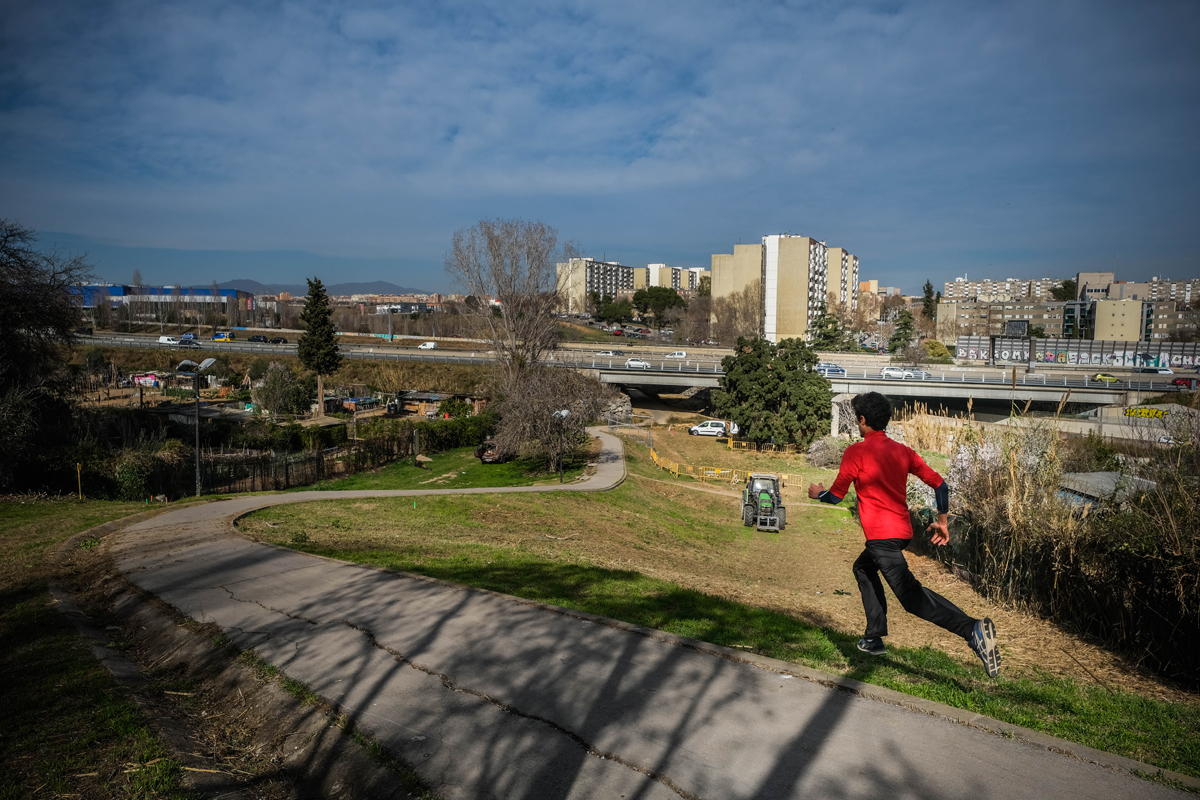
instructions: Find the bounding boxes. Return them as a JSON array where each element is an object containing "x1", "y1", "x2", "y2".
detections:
[{"x1": 2, "y1": 0, "x2": 1197, "y2": 294}]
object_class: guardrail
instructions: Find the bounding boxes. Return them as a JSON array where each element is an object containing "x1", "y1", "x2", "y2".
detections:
[{"x1": 83, "y1": 336, "x2": 1189, "y2": 393}]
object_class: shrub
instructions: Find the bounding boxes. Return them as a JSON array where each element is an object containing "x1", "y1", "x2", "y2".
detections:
[{"x1": 805, "y1": 436, "x2": 849, "y2": 468}]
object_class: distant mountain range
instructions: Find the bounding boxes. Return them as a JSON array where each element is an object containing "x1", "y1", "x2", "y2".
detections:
[{"x1": 196, "y1": 279, "x2": 429, "y2": 296}]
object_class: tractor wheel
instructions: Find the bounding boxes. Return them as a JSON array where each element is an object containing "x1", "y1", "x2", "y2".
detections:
[
  {"x1": 777, "y1": 507, "x2": 786, "y2": 530},
  {"x1": 742, "y1": 504, "x2": 755, "y2": 527}
]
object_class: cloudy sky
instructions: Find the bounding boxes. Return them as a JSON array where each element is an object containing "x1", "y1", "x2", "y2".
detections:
[{"x1": 2, "y1": 0, "x2": 1197, "y2": 294}]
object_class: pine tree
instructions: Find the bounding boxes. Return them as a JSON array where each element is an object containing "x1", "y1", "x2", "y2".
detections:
[
  {"x1": 922, "y1": 280, "x2": 936, "y2": 320},
  {"x1": 809, "y1": 304, "x2": 847, "y2": 351},
  {"x1": 888, "y1": 309, "x2": 915, "y2": 352},
  {"x1": 297, "y1": 277, "x2": 342, "y2": 417}
]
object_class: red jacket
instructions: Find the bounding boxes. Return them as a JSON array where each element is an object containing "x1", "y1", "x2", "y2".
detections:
[{"x1": 828, "y1": 430, "x2": 943, "y2": 540}]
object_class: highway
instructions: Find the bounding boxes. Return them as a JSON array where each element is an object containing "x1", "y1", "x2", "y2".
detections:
[{"x1": 84, "y1": 333, "x2": 1190, "y2": 396}]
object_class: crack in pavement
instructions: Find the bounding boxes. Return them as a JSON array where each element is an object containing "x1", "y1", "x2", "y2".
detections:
[
  {"x1": 342, "y1": 620, "x2": 703, "y2": 800},
  {"x1": 220, "y1": 585, "x2": 322, "y2": 626}
]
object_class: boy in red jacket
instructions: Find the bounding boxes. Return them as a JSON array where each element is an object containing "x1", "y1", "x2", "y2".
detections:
[{"x1": 808, "y1": 392, "x2": 1001, "y2": 677}]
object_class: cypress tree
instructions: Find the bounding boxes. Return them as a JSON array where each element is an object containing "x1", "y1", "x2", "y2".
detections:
[{"x1": 298, "y1": 277, "x2": 342, "y2": 417}]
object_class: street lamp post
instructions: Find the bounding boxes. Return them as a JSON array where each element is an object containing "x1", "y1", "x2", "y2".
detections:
[
  {"x1": 178, "y1": 358, "x2": 216, "y2": 497},
  {"x1": 552, "y1": 409, "x2": 570, "y2": 484}
]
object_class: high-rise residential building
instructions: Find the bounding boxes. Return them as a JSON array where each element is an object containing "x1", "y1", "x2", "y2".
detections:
[
  {"x1": 648, "y1": 264, "x2": 710, "y2": 293},
  {"x1": 826, "y1": 247, "x2": 859, "y2": 314},
  {"x1": 557, "y1": 257, "x2": 635, "y2": 314},
  {"x1": 710, "y1": 235, "x2": 853, "y2": 341},
  {"x1": 711, "y1": 244, "x2": 764, "y2": 302},
  {"x1": 762, "y1": 235, "x2": 828, "y2": 342}
]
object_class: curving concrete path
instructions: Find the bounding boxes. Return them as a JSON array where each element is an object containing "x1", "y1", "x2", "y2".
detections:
[{"x1": 110, "y1": 428, "x2": 1192, "y2": 799}]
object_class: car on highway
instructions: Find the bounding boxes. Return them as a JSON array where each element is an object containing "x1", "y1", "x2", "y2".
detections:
[
  {"x1": 1091, "y1": 373, "x2": 1122, "y2": 384},
  {"x1": 624, "y1": 358, "x2": 652, "y2": 369},
  {"x1": 689, "y1": 420, "x2": 728, "y2": 437},
  {"x1": 74, "y1": 326, "x2": 94, "y2": 335},
  {"x1": 176, "y1": 339, "x2": 201, "y2": 350},
  {"x1": 269, "y1": 337, "x2": 288, "y2": 345},
  {"x1": 815, "y1": 362, "x2": 846, "y2": 377},
  {"x1": 417, "y1": 341, "x2": 438, "y2": 350},
  {"x1": 1135, "y1": 367, "x2": 1174, "y2": 374},
  {"x1": 666, "y1": 351, "x2": 687, "y2": 359},
  {"x1": 248, "y1": 335, "x2": 268, "y2": 343},
  {"x1": 594, "y1": 350, "x2": 622, "y2": 358},
  {"x1": 1172, "y1": 377, "x2": 1197, "y2": 388},
  {"x1": 880, "y1": 366, "x2": 927, "y2": 380},
  {"x1": 211, "y1": 332, "x2": 234, "y2": 341},
  {"x1": 179, "y1": 332, "x2": 196, "y2": 340}
]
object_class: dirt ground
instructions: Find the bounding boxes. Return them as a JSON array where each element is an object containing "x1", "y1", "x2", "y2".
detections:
[{"x1": 628, "y1": 394, "x2": 1198, "y2": 706}]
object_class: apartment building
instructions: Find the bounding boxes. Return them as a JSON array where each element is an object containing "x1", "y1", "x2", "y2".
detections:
[
  {"x1": 826, "y1": 247, "x2": 859, "y2": 314},
  {"x1": 557, "y1": 257, "x2": 636, "y2": 314},
  {"x1": 939, "y1": 297, "x2": 1193, "y2": 344},
  {"x1": 1082, "y1": 274, "x2": 1199, "y2": 305},
  {"x1": 710, "y1": 243, "x2": 764, "y2": 302},
  {"x1": 648, "y1": 264, "x2": 710, "y2": 293},
  {"x1": 942, "y1": 276, "x2": 1064, "y2": 302},
  {"x1": 936, "y1": 300, "x2": 1090, "y2": 343}
]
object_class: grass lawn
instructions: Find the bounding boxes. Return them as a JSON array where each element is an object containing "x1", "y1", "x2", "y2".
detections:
[
  {"x1": 0, "y1": 498, "x2": 194, "y2": 799},
  {"x1": 239, "y1": 436, "x2": 1200, "y2": 783},
  {"x1": 299, "y1": 443, "x2": 590, "y2": 491}
]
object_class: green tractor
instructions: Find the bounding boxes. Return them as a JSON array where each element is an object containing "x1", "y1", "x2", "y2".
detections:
[{"x1": 742, "y1": 473, "x2": 785, "y2": 532}]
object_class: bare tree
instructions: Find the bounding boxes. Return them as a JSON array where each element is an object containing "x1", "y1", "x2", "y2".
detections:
[
  {"x1": 491, "y1": 367, "x2": 617, "y2": 471},
  {"x1": 711, "y1": 279, "x2": 762, "y2": 344},
  {"x1": 445, "y1": 219, "x2": 576, "y2": 387}
]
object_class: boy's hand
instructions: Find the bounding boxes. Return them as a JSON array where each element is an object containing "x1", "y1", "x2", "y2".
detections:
[
  {"x1": 808, "y1": 482, "x2": 824, "y2": 499},
  {"x1": 927, "y1": 514, "x2": 950, "y2": 546}
]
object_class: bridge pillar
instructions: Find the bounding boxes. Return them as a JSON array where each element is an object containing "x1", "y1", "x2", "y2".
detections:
[{"x1": 831, "y1": 393, "x2": 854, "y2": 437}]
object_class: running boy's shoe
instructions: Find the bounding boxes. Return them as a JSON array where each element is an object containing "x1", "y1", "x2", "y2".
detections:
[
  {"x1": 968, "y1": 617, "x2": 1001, "y2": 677},
  {"x1": 856, "y1": 637, "x2": 886, "y2": 656}
]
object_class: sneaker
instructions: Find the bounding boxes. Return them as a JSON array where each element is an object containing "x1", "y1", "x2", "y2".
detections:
[
  {"x1": 856, "y1": 637, "x2": 885, "y2": 656},
  {"x1": 968, "y1": 618, "x2": 1001, "y2": 677}
]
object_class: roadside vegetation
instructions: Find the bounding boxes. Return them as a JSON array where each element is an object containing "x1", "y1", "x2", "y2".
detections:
[
  {"x1": 0, "y1": 498, "x2": 195, "y2": 799},
  {"x1": 300, "y1": 442, "x2": 592, "y2": 492},
  {"x1": 239, "y1": 433, "x2": 1200, "y2": 782}
]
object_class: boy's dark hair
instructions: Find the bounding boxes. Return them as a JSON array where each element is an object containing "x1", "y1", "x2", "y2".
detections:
[{"x1": 852, "y1": 392, "x2": 892, "y2": 431}]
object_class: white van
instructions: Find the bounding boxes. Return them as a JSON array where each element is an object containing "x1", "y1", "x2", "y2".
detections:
[
  {"x1": 417, "y1": 341, "x2": 438, "y2": 350},
  {"x1": 158, "y1": 336, "x2": 179, "y2": 346}
]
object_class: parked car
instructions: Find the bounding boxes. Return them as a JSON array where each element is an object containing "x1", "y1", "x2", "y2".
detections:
[
  {"x1": 269, "y1": 337, "x2": 288, "y2": 344},
  {"x1": 815, "y1": 362, "x2": 846, "y2": 377},
  {"x1": 1091, "y1": 373, "x2": 1122, "y2": 384},
  {"x1": 595, "y1": 350, "x2": 622, "y2": 357},
  {"x1": 700, "y1": 338, "x2": 720, "y2": 346},
  {"x1": 248, "y1": 335, "x2": 268, "y2": 343},
  {"x1": 689, "y1": 420, "x2": 727, "y2": 437},
  {"x1": 417, "y1": 341, "x2": 438, "y2": 350},
  {"x1": 211, "y1": 332, "x2": 233, "y2": 341},
  {"x1": 666, "y1": 351, "x2": 687, "y2": 359},
  {"x1": 624, "y1": 358, "x2": 652, "y2": 369}
]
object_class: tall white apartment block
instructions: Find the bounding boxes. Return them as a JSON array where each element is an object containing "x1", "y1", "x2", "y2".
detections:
[{"x1": 762, "y1": 234, "x2": 828, "y2": 343}]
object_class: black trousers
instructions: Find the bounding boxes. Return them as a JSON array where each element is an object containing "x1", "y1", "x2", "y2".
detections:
[{"x1": 853, "y1": 537, "x2": 975, "y2": 640}]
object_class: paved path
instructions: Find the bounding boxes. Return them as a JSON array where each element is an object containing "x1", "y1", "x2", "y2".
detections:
[{"x1": 111, "y1": 429, "x2": 1190, "y2": 799}]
